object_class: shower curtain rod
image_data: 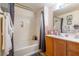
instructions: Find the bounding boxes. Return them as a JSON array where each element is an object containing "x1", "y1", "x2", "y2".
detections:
[{"x1": 15, "y1": 3, "x2": 33, "y2": 11}]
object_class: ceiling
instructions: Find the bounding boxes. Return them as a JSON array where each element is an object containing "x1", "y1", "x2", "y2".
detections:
[
  {"x1": 17, "y1": 3, "x2": 79, "y2": 16},
  {"x1": 20, "y1": 3, "x2": 44, "y2": 10},
  {"x1": 19, "y1": 3, "x2": 56, "y2": 11},
  {"x1": 54, "y1": 3, "x2": 79, "y2": 16}
]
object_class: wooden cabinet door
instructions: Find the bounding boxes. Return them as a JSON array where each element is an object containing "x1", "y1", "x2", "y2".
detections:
[
  {"x1": 54, "y1": 39, "x2": 66, "y2": 56},
  {"x1": 67, "y1": 41, "x2": 79, "y2": 56},
  {"x1": 45, "y1": 36, "x2": 54, "y2": 56}
]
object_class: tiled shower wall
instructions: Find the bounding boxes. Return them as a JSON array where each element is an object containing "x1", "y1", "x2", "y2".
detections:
[{"x1": 14, "y1": 5, "x2": 39, "y2": 56}]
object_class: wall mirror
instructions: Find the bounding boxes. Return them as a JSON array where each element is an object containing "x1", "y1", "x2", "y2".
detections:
[{"x1": 53, "y1": 3, "x2": 79, "y2": 33}]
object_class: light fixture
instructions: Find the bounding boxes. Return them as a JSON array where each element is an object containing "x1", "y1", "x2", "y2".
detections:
[{"x1": 56, "y1": 3, "x2": 65, "y2": 9}]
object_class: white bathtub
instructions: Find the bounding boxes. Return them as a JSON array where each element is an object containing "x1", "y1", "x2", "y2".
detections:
[{"x1": 14, "y1": 43, "x2": 39, "y2": 56}]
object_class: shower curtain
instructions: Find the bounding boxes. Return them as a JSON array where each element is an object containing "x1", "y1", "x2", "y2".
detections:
[
  {"x1": 39, "y1": 11, "x2": 46, "y2": 52},
  {"x1": 7, "y1": 3, "x2": 14, "y2": 56}
]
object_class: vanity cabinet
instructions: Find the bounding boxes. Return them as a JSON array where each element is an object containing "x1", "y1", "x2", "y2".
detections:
[
  {"x1": 54, "y1": 38, "x2": 67, "y2": 56},
  {"x1": 45, "y1": 36, "x2": 54, "y2": 56},
  {"x1": 45, "y1": 36, "x2": 79, "y2": 56},
  {"x1": 45, "y1": 36, "x2": 66, "y2": 56},
  {"x1": 67, "y1": 41, "x2": 79, "y2": 56}
]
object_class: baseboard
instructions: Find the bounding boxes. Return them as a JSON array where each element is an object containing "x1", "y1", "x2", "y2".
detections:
[{"x1": 23, "y1": 50, "x2": 40, "y2": 56}]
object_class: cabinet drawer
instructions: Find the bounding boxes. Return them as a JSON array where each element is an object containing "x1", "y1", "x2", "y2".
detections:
[{"x1": 67, "y1": 41, "x2": 79, "y2": 52}]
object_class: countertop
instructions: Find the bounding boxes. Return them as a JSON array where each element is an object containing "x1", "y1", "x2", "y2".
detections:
[{"x1": 46, "y1": 35, "x2": 79, "y2": 43}]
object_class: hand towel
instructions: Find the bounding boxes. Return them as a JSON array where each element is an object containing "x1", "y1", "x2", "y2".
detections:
[{"x1": 4, "y1": 12, "x2": 13, "y2": 55}]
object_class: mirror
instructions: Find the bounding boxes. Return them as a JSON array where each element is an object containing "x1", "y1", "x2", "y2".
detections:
[{"x1": 53, "y1": 3, "x2": 79, "y2": 34}]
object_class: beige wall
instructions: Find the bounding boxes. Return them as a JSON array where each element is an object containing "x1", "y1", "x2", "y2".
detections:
[
  {"x1": 34, "y1": 8, "x2": 42, "y2": 40},
  {"x1": 44, "y1": 6, "x2": 54, "y2": 34}
]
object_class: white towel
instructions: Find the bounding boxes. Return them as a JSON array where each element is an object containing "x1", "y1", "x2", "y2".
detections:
[{"x1": 4, "y1": 12, "x2": 14, "y2": 55}]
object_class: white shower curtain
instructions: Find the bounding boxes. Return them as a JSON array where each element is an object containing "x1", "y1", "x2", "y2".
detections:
[{"x1": 4, "y1": 12, "x2": 13, "y2": 55}]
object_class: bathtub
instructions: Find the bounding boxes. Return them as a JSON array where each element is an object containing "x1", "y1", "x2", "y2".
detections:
[{"x1": 14, "y1": 42, "x2": 39, "y2": 56}]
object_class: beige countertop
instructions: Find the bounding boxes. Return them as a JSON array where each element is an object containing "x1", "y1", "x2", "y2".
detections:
[{"x1": 46, "y1": 35, "x2": 79, "y2": 43}]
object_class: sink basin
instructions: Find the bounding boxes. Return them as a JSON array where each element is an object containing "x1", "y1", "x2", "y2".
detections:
[{"x1": 59, "y1": 33, "x2": 75, "y2": 38}]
